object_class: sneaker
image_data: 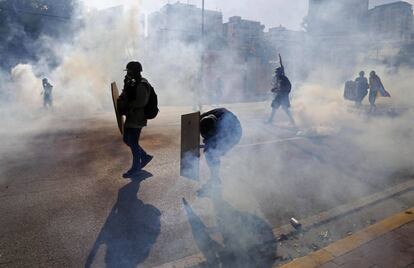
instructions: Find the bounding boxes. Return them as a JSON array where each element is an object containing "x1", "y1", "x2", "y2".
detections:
[
  {"x1": 122, "y1": 168, "x2": 141, "y2": 178},
  {"x1": 141, "y1": 155, "x2": 153, "y2": 169}
]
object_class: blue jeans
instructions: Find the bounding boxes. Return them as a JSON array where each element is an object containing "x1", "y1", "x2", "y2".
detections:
[{"x1": 123, "y1": 128, "x2": 147, "y2": 171}]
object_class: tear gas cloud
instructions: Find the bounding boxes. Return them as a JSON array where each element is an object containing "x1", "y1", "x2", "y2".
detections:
[
  {"x1": 1, "y1": 0, "x2": 414, "y2": 264},
  {"x1": 1, "y1": 0, "x2": 413, "y2": 216},
  {"x1": 1, "y1": 0, "x2": 267, "y2": 121},
  {"x1": 2, "y1": 0, "x2": 413, "y2": 115}
]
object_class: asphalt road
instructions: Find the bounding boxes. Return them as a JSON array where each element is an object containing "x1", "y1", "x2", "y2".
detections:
[{"x1": 0, "y1": 104, "x2": 413, "y2": 268}]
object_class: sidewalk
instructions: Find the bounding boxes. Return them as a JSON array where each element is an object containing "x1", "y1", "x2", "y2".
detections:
[{"x1": 280, "y1": 208, "x2": 414, "y2": 268}]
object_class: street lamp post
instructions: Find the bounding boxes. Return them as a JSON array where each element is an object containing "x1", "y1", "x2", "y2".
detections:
[
  {"x1": 198, "y1": 0, "x2": 205, "y2": 111},
  {"x1": 202, "y1": 0, "x2": 205, "y2": 37}
]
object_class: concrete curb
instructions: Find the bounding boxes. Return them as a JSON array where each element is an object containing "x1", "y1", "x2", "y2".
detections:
[
  {"x1": 273, "y1": 179, "x2": 414, "y2": 237},
  {"x1": 154, "y1": 179, "x2": 414, "y2": 268},
  {"x1": 278, "y1": 207, "x2": 414, "y2": 268}
]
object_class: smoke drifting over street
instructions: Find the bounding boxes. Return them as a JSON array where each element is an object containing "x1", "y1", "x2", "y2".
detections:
[{"x1": 1, "y1": 0, "x2": 414, "y2": 267}]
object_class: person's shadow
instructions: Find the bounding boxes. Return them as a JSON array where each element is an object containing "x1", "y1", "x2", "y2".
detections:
[
  {"x1": 183, "y1": 190, "x2": 277, "y2": 268},
  {"x1": 85, "y1": 171, "x2": 161, "y2": 268}
]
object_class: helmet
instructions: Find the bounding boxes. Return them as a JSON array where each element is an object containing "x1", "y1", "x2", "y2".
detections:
[
  {"x1": 125, "y1": 61, "x2": 143, "y2": 74},
  {"x1": 200, "y1": 114, "x2": 217, "y2": 137},
  {"x1": 275, "y1": 66, "x2": 284, "y2": 76}
]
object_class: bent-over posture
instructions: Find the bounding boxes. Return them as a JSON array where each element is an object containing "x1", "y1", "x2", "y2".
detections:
[{"x1": 198, "y1": 108, "x2": 242, "y2": 194}]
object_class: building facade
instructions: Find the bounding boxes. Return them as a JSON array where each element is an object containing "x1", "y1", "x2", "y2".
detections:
[
  {"x1": 148, "y1": 2, "x2": 223, "y2": 46},
  {"x1": 223, "y1": 16, "x2": 269, "y2": 100},
  {"x1": 302, "y1": 0, "x2": 414, "y2": 69},
  {"x1": 223, "y1": 16, "x2": 265, "y2": 54},
  {"x1": 306, "y1": 0, "x2": 369, "y2": 35},
  {"x1": 368, "y1": 1, "x2": 413, "y2": 42},
  {"x1": 265, "y1": 26, "x2": 307, "y2": 79}
]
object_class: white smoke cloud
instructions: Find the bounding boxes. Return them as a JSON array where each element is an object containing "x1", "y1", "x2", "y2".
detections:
[
  {"x1": 0, "y1": 1, "x2": 413, "y2": 266},
  {"x1": 83, "y1": 0, "x2": 414, "y2": 31}
]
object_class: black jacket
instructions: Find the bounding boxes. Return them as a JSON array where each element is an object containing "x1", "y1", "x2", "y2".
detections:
[
  {"x1": 201, "y1": 108, "x2": 242, "y2": 153},
  {"x1": 120, "y1": 75, "x2": 150, "y2": 128}
]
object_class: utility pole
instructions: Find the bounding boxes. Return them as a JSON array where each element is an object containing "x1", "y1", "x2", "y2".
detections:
[
  {"x1": 202, "y1": 0, "x2": 205, "y2": 37},
  {"x1": 198, "y1": 0, "x2": 205, "y2": 111}
]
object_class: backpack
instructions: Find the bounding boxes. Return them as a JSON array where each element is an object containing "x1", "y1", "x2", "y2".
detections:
[{"x1": 142, "y1": 78, "x2": 159, "y2": 120}]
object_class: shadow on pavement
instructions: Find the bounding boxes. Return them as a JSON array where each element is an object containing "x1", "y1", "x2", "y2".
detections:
[
  {"x1": 183, "y1": 190, "x2": 277, "y2": 268},
  {"x1": 85, "y1": 171, "x2": 161, "y2": 268}
]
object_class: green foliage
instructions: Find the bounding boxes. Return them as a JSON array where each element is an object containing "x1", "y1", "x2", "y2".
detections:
[
  {"x1": 1, "y1": 0, "x2": 76, "y2": 37},
  {"x1": 0, "y1": 0, "x2": 78, "y2": 68}
]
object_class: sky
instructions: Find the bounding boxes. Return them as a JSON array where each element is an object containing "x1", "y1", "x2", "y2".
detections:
[{"x1": 83, "y1": 0, "x2": 414, "y2": 31}]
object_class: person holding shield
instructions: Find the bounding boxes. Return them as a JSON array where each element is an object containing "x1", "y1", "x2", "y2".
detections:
[
  {"x1": 197, "y1": 108, "x2": 242, "y2": 195},
  {"x1": 119, "y1": 61, "x2": 154, "y2": 178}
]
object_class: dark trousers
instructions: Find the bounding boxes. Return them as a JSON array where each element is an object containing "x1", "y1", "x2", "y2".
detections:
[
  {"x1": 369, "y1": 90, "x2": 377, "y2": 112},
  {"x1": 123, "y1": 127, "x2": 147, "y2": 171},
  {"x1": 43, "y1": 95, "x2": 52, "y2": 108},
  {"x1": 205, "y1": 149, "x2": 221, "y2": 182}
]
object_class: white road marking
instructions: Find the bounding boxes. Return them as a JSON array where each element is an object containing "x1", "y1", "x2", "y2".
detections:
[{"x1": 237, "y1": 137, "x2": 305, "y2": 149}]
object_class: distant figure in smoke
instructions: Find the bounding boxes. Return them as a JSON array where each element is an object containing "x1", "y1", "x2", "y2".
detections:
[
  {"x1": 369, "y1": 71, "x2": 391, "y2": 113},
  {"x1": 41, "y1": 78, "x2": 53, "y2": 109},
  {"x1": 198, "y1": 108, "x2": 242, "y2": 194},
  {"x1": 354, "y1": 71, "x2": 369, "y2": 107},
  {"x1": 267, "y1": 55, "x2": 295, "y2": 125},
  {"x1": 119, "y1": 61, "x2": 154, "y2": 178}
]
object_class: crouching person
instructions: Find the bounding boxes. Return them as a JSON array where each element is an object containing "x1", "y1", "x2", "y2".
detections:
[
  {"x1": 198, "y1": 108, "x2": 242, "y2": 195},
  {"x1": 120, "y1": 61, "x2": 154, "y2": 178}
]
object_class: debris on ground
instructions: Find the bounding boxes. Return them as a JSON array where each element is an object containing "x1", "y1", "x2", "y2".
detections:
[
  {"x1": 311, "y1": 243, "x2": 320, "y2": 250},
  {"x1": 290, "y1": 218, "x2": 302, "y2": 230},
  {"x1": 278, "y1": 234, "x2": 289, "y2": 242},
  {"x1": 319, "y1": 230, "x2": 330, "y2": 241},
  {"x1": 274, "y1": 255, "x2": 290, "y2": 261}
]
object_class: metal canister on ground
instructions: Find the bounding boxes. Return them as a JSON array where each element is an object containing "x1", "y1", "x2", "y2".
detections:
[{"x1": 290, "y1": 217, "x2": 302, "y2": 230}]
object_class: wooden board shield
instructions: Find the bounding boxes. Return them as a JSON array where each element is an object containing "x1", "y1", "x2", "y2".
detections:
[
  {"x1": 111, "y1": 82, "x2": 124, "y2": 135},
  {"x1": 344, "y1": 80, "x2": 357, "y2": 101},
  {"x1": 180, "y1": 112, "x2": 201, "y2": 181}
]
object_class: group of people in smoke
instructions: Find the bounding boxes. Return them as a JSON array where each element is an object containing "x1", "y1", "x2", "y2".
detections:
[
  {"x1": 350, "y1": 70, "x2": 391, "y2": 112},
  {"x1": 110, "y1": 60, "x2": 391, "y2": 194}
]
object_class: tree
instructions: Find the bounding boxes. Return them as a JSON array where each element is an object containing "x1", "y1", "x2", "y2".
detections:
[{"x1": 0, "y1": 0, "x2": 78, "y2": 69}]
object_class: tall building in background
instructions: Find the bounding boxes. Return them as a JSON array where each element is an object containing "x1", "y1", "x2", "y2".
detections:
[
  {"x1": 367, "y1": 1, "x2": 414, "y2": 63},
  {"x1": 306, "y1": 0, "x2": 369, "y2": 35},
  {"x1": 223, "y1": 16, "x2": 269, "y2": 100},
  {"x1": 303, "y1": 0, "x2": 414, "y2": 70},
  {"x1": 148, "y1": 2, "x2": 223, "y2": 46},
  {"x1": 265, "y1": 26, "x2": 306, "y2": 79},
  {"x1": 368, "y1": 1, "x2": 413, "y2": 42},
  {"x1": 223, "y1": 16, "x2": 265, "y2": 53}
]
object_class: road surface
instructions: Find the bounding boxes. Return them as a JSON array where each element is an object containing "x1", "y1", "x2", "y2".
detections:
[{"x1": 0, "y1": 104, "x2": 413, "y2": 267}]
